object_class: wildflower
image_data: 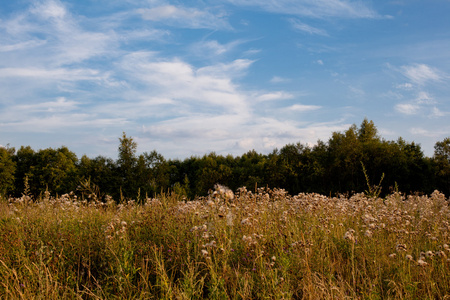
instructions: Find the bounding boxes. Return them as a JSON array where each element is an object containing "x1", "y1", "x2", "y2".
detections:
[
  {"x1": 241, "y1": 218, "x2": 250, "y2": 225},
  {"x1": 344, "y1": 229, "x2": 356, "y2": 243},
  {"x1": 417, "y1": 259, "x2": 428, "y2": 267},
  {"x1": 389, "y1": 253, "x2": 397, "y2": 259},
  {"x1": 395, "y1": 244, "x2": 407, "y2": 252},
  {"x1": 420, "y1": 252, "x2": 426, "y2": 261},
  {"x1": 406, "y1": 254, "x2": 413, "y2": 261},
  {"x1": 201, "y1": 249, "x2": 209, "y2": 257},
  {"x1": 436, "y1": 250, "x2": 447, "y2": 258},
  {"x1": 242, "y1": 235, "x2": 253, "y2": 244},
  {"x1": 226, "y1": 212, "x2": 234, "y2": 226},
  {"x1": 203, "y1": 240, "x2": 216, "y2": 248},
  {"x1": 364, "y1": 230, "x2": 373, "y2": 238}
]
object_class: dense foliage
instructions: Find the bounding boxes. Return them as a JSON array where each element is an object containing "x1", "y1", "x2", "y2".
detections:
[{"x1": 1, "y1": 119, "x2": 450, "y2": 200}]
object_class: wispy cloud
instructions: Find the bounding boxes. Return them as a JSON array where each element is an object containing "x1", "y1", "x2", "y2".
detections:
[
  {"x1": 226, "y1": 0, "x2": 380, "y2": 19},
  {"x1": 400, "y1": 63, "x2": 443, "y2": 85},
  {"x1": 0, "y1": 67, "x2": 102, "y2": 80},
  {"x1": 289, "y1": 19, "x2": 328, "y2": 36},
  {"x1": 394, "y1": 91, "x2": 446, "y2": 118},
  {"x1": 288, "y1": 104, "x2": 322, "y2": 112},
  {"x1": 430, "y1": 107, "x2": 447, "y2": 118},
  {"x1": 189, "y1": 39, "x2": 245, "y2": 58},
  {"x1": 0, "y1": 0, "x2": 116, "y2": 69},
  {"x1": 15, "y1": 97, "x2": 78, "y2": 113},
  {"x1": 270, "y1": 76, "x2": 291, "y2": 83},
  {"x1": 395, "y1": 103, "x2": 420, "y2": 115},
  {"x1": 256, "y1": 91, "x2": 294, "y2": 102},
  {"x1": 410, "y1": 127, "x2": 449, "y2": 138},
  {"x1": 391, "y1": 63, "x2": 448, "y2": 119},
  {"x1": 137, "y1": 5, "x2": 231, "y2": 29},
  {"x1": 0, "y1": 40, "x2": 47, "y2": 52},
  {"x1": 117, "y1": 52, "x2": 253, "y2": 116}
]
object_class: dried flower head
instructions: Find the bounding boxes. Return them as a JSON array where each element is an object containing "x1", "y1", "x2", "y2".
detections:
[{"x1": 417, "y1": 259, "x2": 428, "y2": 267}]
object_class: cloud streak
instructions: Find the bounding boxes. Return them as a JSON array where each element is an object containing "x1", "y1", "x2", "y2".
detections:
[
  {"x1": 138, "y1": 5, "x2": 231, "y2": 29},
  {"x1": 401, "y1": 63, "x2": 443, "y2": 85},
  {"x1": 289, "y1": 19, "x2": 328, "y2": 36},
  {"x1": 226, "y1": 0, "x2": 379, "y2": 19}
]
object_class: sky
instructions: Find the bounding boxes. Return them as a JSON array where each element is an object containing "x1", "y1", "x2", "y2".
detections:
[{"x1": 1, "y1": 0, "x2": 450, "y2": 160}]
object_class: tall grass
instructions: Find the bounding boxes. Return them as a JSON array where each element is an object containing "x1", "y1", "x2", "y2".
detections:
[{"x1": 1, "y1": 186, "x2": 449, "y2": 299}]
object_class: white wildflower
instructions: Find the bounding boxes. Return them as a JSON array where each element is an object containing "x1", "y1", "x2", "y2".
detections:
[
  {"x1": 344, "y1": 229, "x2": 356, "y2": 243},
  {"x1": 417, "y1": 259, "x2": 428, "y2": 267}
]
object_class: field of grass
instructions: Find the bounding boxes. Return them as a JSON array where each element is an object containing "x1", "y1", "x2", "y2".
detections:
[{"x1": 1, "y1": 186, "x2": 450, "y2": 299}]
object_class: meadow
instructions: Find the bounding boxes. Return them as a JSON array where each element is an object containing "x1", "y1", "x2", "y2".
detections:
[{"x1": 1, "y1": 185, "x2": 450, "y2": 299}]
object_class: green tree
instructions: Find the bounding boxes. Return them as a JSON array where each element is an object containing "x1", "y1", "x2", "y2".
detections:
[
  {"x1": 358, "y1": 118, "x2": 379, "y2": 143},
  {"x1": 77, "y1": 155, "x2": 118, "y2": 200},
  {"x1": 0, "y1": 145, "x2": 16, "y2": 197},
  {"x1": 117, "y1": 132, "x2": 138, "y2": 198},
  {"x1": 142, "y1": 150, "x2": 172, "y2": 196},
  {"x1": 433, "y1": 137, "x2": 450, "y2": 195},
  {"x1": 13, "y1": 146, "x2": 36, "y2": 196},
  {"x1": 194, "y1": 152, "x2": 233, "y2": 195},
  {"x1": 234, "y1": 150, "x2": 266, "y2": 192},
  {"x1": 35, "y1": 147, "x2": 78, "y2": 195},
  {"x1": 327, "y1": 125, "x2": 363, "y2": 193}
]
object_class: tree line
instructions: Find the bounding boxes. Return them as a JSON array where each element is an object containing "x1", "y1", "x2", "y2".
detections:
[{"x1": 1, "y1": 119, "x2": 449, "y2": 200}]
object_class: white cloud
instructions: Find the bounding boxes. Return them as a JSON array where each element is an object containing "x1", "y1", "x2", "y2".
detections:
[
  {"x1": 270, "y1": 76, "x2": 290, "y2": 83},
  {"x1": 226, "y1": 0, "x2": 379, "y2": 19},
  {"x1": 430, "y1": 107, "x2": 447, "y2": 118},
  {"x1": 2, "y1": 115, "x2": 128, "y2": 133},
  {"x1": 190, "y1": 39, "x2": 245, "y2": 58},
  {"x1": 0, "y1": 40, "x2": 47, "y2": 52},
  {"x1": 416, "y1": 91, "x2": 435, "y2": 104},
  {"x1": 401, "y1": 63, "x2": 443, "y2": 85},
  {"x1": 0, "y1": 0, "x2": 116, "y2": 68},
  {"x1": 396, "y1": 83, "x2": 413, "y2": 90},
  {"x1": 197, "y1": 59, "x2": 253, "y2": 78},
  {"x1": 288, "y1": 104, "x2": 321, "y2": 112},
  {"x1": 289, "y1": 19, "x2": 328, "y2": 36},
  {"x1": 395, "y1": 103, "x2": 420, "y2": 115},
  {"x1": 118, "y1": 52, "x2": 253, "y2": 116},
  {"x1": 0, "y1": 67, "x2": 102, "y2": 81},
  {"x1": 409, "y1": 127, "x2": 447, "y2": 138},
  {"x1": 32, "y1": 0, "x2": 67, "y2": 19},
  {"x1": 16, "y1": 97, "x2": 78, "y2": 113},
  {"x1": 138, "y1": 5, "x2": 231, "y2": 29},
  {"x1": 256, "y1": 91, "x2": 294, "y2": 101}
]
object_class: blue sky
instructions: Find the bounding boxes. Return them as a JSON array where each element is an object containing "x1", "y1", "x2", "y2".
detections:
[{"x1": 1, "y1": 0, "x2": 449, "y2": 159}]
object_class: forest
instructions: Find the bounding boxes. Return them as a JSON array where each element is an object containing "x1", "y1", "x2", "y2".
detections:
[{"x1": 1, "y1": 119, "x2": 450, "y2": 200}]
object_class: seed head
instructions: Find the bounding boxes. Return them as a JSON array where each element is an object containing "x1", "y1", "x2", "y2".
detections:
[{"x1": 417, "y1": 259, "x2": 428, "y2": 267}]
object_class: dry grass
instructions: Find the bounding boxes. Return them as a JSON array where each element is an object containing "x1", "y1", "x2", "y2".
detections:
[{"x1": 1, "y1": 186, "x2": 450, "y2": 299}]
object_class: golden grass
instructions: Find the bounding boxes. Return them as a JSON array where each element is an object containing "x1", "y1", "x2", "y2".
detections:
[{"x1": 1, "y1": 187, "x2": 449, "y2": 299}]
